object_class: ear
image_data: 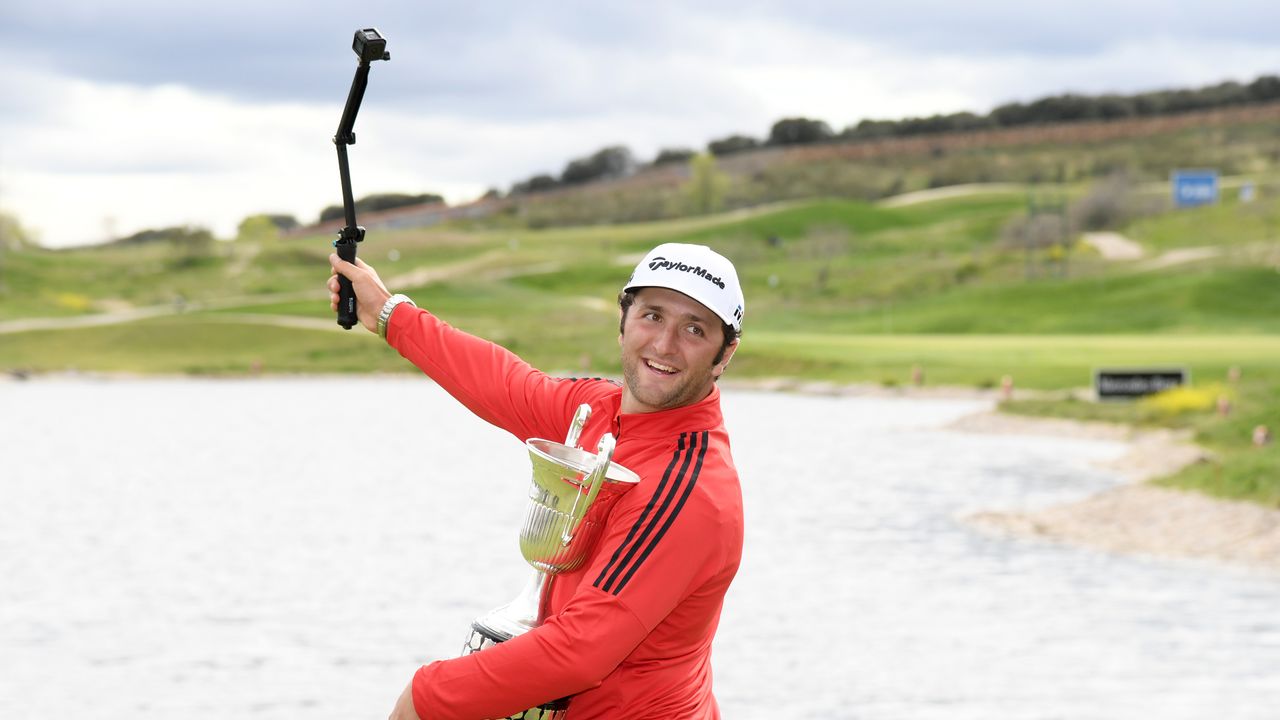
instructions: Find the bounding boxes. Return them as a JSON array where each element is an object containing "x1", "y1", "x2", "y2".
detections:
[{"x1": 712, "y1": 339, "x2": 739, "y2": 378}]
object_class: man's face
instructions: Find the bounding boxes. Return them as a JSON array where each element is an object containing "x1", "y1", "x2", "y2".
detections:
[{"x1": 618, "y1": 287, "x2": 737, "y2": 414}]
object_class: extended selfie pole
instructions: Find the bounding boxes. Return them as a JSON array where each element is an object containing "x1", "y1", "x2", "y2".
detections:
[{"x1": 332, "y1": 28, "x2": 390, "y2": 329}]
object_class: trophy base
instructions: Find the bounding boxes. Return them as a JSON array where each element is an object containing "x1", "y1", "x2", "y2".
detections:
[{"x1": 462, "y1": 621, "x2": 570, "y2": 720}]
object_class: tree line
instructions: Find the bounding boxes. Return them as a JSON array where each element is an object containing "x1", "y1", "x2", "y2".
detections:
[
  {"x1": 846, "y1": 75, "x2": 1280, "y2": 141},
  {"x1": 317, "y1": 192, "x2": 445, "y2": 223},
  {"x1": 507, "y1": 74, "x2": 1280, "y2": 195}
]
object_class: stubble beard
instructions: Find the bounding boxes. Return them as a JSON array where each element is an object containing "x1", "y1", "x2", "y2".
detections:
[{"x1": 621, "y1": 348, "x2": 713, "y2": 412}]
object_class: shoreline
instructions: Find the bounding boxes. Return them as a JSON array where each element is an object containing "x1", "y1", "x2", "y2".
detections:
[
  {"x1": 9, "y1": 370, "x2": 1277, "y2": 574},
  {"x1": 952, "y1": 411, "x2": 1280, "y2": 575},
  {"x1": 0, "y1": 370, "x2": 1011, "y2": 392}
]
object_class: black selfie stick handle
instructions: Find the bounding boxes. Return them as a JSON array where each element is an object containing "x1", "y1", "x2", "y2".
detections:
[
  {"x1": 333, "y1": 29, "x2": 389, "y2": 330},
  {"x1": 334, "y1": 224, "x2": 363, "y2": 329}
]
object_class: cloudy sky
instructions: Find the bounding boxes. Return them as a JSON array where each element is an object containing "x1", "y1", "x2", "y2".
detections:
[{"x1": 2, "y1": 1, "x2": 1278, "y2": 248}]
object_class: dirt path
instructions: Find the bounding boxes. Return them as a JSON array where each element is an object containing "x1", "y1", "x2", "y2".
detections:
[
  {"x1": 1080, "y1": 232, "x2": 1226, "y2": 270},
  {"x1": 955, "y1": 411, "x2": 1280, "y2": 574},
  {"x1": 972, "y1": 484, "x2": 1280, "y2": 572},
  {"x1": 0, "y1": 252, "x2": 563, "y2": 335},
  {"x1": 1081, "y1": 231, "x2": 1144, "y2": 260},
  {"x1": 878, "y1": 183, "x2": 1023, "y2": 207},
  {"x1": 0, "y1": 293, "x2": 325, "y2": 335},
  {"x1": 383, "y1": 249, "x2": 509, "y2": 288},
  {"x1": 1140, "y1": 246, "x2": 1221, "y2": 270}
]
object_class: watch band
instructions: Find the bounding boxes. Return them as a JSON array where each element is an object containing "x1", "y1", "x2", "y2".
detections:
[{"x1": 377, "y1": 294, "x2": 416, "y2": 339}]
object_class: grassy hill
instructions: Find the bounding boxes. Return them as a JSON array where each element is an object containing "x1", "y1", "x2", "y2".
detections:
[
  {"x1": 2, "y1": 178, "x2": 1277, "y2": 504},
  {"x1": 502, "y1": 102, "x2": 1280, "y2": 228},
  {"x1": 3, "y1": 181, "x2": 1276, "y2": 372}
]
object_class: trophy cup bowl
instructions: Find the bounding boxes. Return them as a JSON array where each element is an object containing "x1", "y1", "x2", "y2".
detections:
[
  {"x1": 461, "y1": 421, "x2": 639, "y2": 719},
  {"x1": 520, "y1": 438, "x2": 641, "y2": 574}
]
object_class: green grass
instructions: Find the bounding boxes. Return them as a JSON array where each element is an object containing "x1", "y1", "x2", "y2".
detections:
[
  {"x1": 1160, "y1": 444, "x2": 1280, "y2": 507},
  {"x1": 3, "y1": 188, "x2": 1279, "y2": 507},
  {"x1": 794, "y1": 265, "x2": 1280, "y2": 335},
  {"x1": 735, "y1": 333, "x2": 1280, "y2": 389},
  {"x1": 0, "y1": 317, "x2": 404, "y2": 374},
  {"x1": 1127, "y1": 189, "x2": 1280, "y2": 252},
  {"x1": 203, "y1": 298, "x2": 331, "y2": 317},
  {"x1": 1003, "y1": 368, "x2": 1280, "y2": 506}
]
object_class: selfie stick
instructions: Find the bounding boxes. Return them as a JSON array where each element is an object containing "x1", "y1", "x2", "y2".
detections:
[{"x1": 333, "y1": 28, "x2": 390, "y2": 329}]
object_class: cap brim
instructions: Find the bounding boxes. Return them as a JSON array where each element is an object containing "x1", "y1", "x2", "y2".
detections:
[{"x1": 624, "y1": 282, "x2": 739, "y2": 331}]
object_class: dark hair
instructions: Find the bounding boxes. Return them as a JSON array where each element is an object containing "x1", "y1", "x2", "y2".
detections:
[{"x1": 618, "y1": 290, "x2": 740, "y2": 365}]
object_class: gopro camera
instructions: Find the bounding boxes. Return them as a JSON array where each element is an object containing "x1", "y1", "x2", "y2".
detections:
[{"x1": 353, "y1": 28, "x2": 390, "y2": 64}]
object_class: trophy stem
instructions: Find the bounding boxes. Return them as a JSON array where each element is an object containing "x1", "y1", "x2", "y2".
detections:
[{"x1": 536, "y1": 570, "x2": 554, "y2": 626}]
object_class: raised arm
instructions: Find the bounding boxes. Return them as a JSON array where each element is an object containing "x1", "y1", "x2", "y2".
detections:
[{"x1": 328, "y1": 253, "x2": 605, "y2": 442}]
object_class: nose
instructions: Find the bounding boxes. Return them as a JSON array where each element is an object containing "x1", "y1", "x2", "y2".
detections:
[{"x1": 650, "y1": 323, "x2": 680, "y2": 355}]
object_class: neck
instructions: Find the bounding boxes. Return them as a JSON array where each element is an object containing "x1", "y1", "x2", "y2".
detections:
[{"x1": 619, "y1": 383, "x2": 714, "y2": 415}]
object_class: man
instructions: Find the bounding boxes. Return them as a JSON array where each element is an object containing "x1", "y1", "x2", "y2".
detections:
[{"x1": 327, "y1": 242, "x2": 745, "y2": 720}]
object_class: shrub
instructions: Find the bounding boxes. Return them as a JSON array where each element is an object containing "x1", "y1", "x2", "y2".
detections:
[
  {"x1": 561, "y1": 146, "x2": 636, "y2": 185},
  {"x1": 653, "y1": 148, "x2": 695, "y2": 166},
  {"x1": 1140, "y1": 383, "x2": 1231, "y2": 417},
  {"x1": 767, "y1": 117, "x2": 834, "y2": 146},
  {"x1": 318, "y1": 193, "x2": 444, "y2": 223},
  {"x1": 707, "y1": 134, "x2": 760, "y2": 156}
]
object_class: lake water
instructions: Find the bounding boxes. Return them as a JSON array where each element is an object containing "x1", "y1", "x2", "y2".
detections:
[{"x1": 2, "y1": 378, "x2": 1277, "y2": 719}]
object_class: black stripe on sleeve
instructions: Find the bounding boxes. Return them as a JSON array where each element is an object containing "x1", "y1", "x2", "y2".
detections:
[
  {"x1": 612, "y1": 431, "x2": 708, "y2": 594},
  {"x1": 594, "y1": 432, "x2": 698, "y2": 594}
]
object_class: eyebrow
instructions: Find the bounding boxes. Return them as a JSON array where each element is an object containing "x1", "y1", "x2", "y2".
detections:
[{"x1": 639, "y1": 302, "x2": 710, "y2": 325}]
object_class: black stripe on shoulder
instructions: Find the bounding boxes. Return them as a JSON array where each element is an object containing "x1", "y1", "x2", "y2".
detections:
[
  {"x1": 593, "y1": 434, "x2": 685, "y2": 590},
  {"x1": 594, "y1": 432, "x2": 695, "y2": 594},
  {"x1": 596, "y1": 430, "x2": 696, "y2": 589},
  {"x1": 556, "y1": 376, "x2": 623, "y2": 386},
  {"x1": 612, "y1": 430, "x2": 708, "y2": 594}
]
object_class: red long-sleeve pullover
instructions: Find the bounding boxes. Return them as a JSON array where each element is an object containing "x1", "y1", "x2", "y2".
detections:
[{"x1": 385, "y1": 305, "x2": 743, "y2": 719}]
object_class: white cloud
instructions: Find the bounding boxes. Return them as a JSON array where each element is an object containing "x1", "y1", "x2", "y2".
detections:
[
  {"x1": 694, "y1": 19, "x2": 981, "y2": 129},
  {"x1": 1, "y1": 70, "x2": 332, "y2": 246},
  {"x1": 695, "y1": 15, "x2": 1280, "y2": 128},
  {"x1": 980, "y1": 36, "x2": 1280, "y2": 102},
  {"x1": 2, "y1": 10, "x2": 1278, "y2": 249}
]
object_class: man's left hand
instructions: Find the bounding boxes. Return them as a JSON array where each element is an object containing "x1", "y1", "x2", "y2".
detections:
[{"x1": 388, "y1": 679, "x2": 421, "y2": 720}]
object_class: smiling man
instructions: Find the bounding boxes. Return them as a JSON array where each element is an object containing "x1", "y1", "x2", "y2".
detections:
[{"x1": 328, "y1": 242, "x2": 745, "y2": 720}]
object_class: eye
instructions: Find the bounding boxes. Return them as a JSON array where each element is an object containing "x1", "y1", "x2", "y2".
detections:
[
  {"x1": 685, "y1": 324, "x2": 704, "y2": 336},
  {"x1": 642, "y1": 310, "x2": 660, "y2": 322}
]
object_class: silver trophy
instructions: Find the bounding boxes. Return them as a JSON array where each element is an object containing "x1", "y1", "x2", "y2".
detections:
[{"x1": 462, "y1": 404, "x2": 640, "y2": 719}]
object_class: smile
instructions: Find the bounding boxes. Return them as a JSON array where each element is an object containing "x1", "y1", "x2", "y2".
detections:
[{"x1": 645, "y1": 359, "x2": 679, "y2": 375}]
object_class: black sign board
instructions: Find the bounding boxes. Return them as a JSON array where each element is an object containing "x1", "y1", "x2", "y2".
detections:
[{"x1": 1095, "y1": 368, "x2": 1188, "y2": 400}]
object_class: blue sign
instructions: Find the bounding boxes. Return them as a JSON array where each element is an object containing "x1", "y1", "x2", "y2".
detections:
[{"x1": 1171, "y1": 170, "x2": 1219, "y2": 208}]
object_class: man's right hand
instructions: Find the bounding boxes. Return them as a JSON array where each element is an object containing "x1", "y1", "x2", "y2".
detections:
[{"x1": 328, "y1": 253, "x2": 393, "y2": 334}]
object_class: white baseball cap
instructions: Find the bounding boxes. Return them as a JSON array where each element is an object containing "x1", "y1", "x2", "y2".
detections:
[{"x1": 624, "y1": 243, "x2": 745, "y2": 332}]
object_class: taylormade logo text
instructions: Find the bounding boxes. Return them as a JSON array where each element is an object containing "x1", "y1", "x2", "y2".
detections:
[{"x1": 647, "y1": 256, "x2": 726, "y2": 290}]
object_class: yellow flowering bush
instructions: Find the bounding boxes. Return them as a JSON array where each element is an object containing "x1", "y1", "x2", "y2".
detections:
[
  {"x1": 54, "y1": 292, "x2": 92, "y2": 312},
  {"x1": 1139, "y1": 382, "x2": 1231, "y2": 417}
]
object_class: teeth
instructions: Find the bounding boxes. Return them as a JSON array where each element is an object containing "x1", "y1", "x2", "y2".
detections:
[{"x1": 647, "y1": 360, "x2": 677, "y2": 373}]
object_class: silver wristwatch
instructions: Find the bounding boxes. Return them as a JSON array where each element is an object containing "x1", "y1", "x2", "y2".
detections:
[{"x1": 377, "y1": 294, "x2": 417, "y2": 339}]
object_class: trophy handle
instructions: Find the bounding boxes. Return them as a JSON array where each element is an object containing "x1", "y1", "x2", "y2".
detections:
[
  {"x1": 561, "y1": 433, "x2": 615, "y2": 546},
  {"x1": 564, "y1": 403, "x2": 591, "y2": 448}
]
